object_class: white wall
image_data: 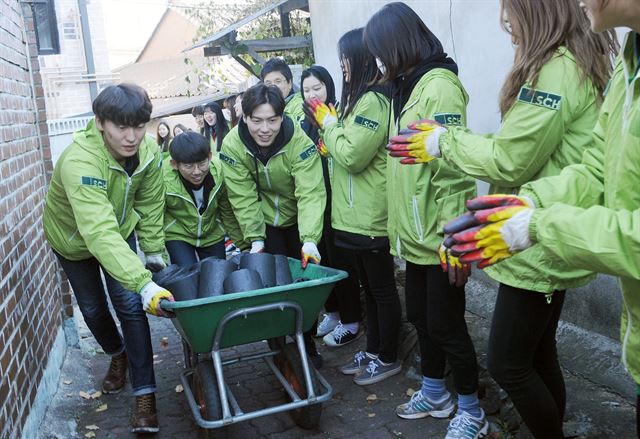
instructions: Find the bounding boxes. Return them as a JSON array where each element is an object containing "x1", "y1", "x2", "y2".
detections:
[{"x1": 309, "y1": 0, "x2": 514, "y2": 135}]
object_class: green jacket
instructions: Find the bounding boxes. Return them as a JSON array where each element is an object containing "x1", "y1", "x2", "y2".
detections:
[
  {"x1": 285, "y1": 92, "x2": 305, "y2": 125},
  {"x1": 520, "y1": 32, "x2": 640, "y2": 384},
  {"x1": 440, "y1": 47, "x2": 597, "y2": 293},
  {"x1": 43, "y1": 119, "x2": 165, "y2": 293},
  {"x1": 322, "y1": 90, "x2": 391, "y2": 237},
  {"x1": 387, "y1": 69, "x2": 476, "y2": 265},
  {"x1": 220, "y1": 119, "x2": 326, "y2": 244},
  {"x1": 163, "y1": 156, "x2": 244, "y2": 248}
]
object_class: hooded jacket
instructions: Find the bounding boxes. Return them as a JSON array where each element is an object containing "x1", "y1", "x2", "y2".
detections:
[
  {"x1": 43, "y1": 119, "x2": 165, "y2": 293},
  {"x1": 163, "y1": 156, "x2": 244, "y2": 248},
  {"x1": 519, "y1": 32, "x2": 640, "y2": 384},
  {"x1": 387, "y1": 68, "x2": 476, "y2": 265},
  {"x1": 439, "y1": 47, "x2": 597, "y2": 293},
  {"x1": 219, "y1": 117, "x2": 326, "y2": 244}
]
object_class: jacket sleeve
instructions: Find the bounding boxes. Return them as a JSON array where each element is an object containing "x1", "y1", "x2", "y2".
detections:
[
  {"x1": 61, "y1": 158, "x2": 152, "y2": 292},
  {"x1": 134, "y1": 147, "x2": 166, "y2": 255},
  {"x1": 530, "y1": 204, "x2": 640, "y2": 280},
  {"x1": 292, "y1": 133, "x2": 326, "y2": 244},
  {"x1": 440, "y1": 57, "x2": 584, "y2": 187},
  {"x1": 321, "y1": 92, "x2": 390, "y2": 174},
  {"x1": 219, "y1": 142, "x2": 266, "y2": 243},
  {"x1": 218, "y1": 185, "x2": 248, "y2": 250}
]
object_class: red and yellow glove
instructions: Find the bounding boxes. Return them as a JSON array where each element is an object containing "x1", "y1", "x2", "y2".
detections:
[
  {"x1": 439, "y1": 244, "x2": 471, "y2": 287},
  {"x1": 301, "y1": 242, "x2": 321, "y2": 269},
  {"x1": 304, "y1": 97, "x2": 338, "y2": 130},
  {"x1": 316, "y1": 138, "x2": 329, "y2": 157},
  {"x1": 387, "y1": 119, "x2": 445, "y2": 164},
  {"x1": 443, "y1": 195, "x2": 534, "y2": 268},
  {"x1": 140, "y1": 282, "x2": 175, "y2": 317}
]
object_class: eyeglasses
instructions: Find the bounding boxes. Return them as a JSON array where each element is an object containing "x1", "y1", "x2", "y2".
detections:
[{"x1": 179, "y1": 159, "x2": 209, "y2": 173}]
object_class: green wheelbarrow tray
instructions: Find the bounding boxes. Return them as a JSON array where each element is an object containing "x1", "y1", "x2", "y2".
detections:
[{"x1": 162, "y1": 258, "x2": 348, "y2": 353}]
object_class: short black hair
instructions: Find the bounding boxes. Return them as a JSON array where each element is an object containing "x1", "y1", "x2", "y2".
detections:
[
  {"x1": 241, "y1": 84, "x2": 285, "y2": 118},
  {"x1": 169, "y1": 131, "x2": 210, "y2": 163},
  {"x1": 191, "y1": 105, "x2": 204, "y2": 116},
  {"x1": 92, "y1": 83, "x2": 152, "y2": 126},
  {"x1": 260, "y1": 58, "x2": 293, "y2": 82}
]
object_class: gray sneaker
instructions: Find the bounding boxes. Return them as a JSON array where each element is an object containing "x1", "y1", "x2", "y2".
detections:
[
  {"x1": 445, "y1": 409, "x2": 489, "y2": 439},
  {"x1": 396, "y1": 390, "x2": 455, "y2": 419},
  {"x1": 353, "y1": 358, "x2": 401, "y2": 385},
  {"x1": 340, "y1": 351, "x2": 377, "y2": 375}
]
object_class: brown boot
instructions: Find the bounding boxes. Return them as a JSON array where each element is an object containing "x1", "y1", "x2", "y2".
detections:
[
  {"x1": 131, "y1": 393, "x2": 159, "y2": 433},
  {"x1": 102, "y1": 351, "x2": 127, "y2": 393}
]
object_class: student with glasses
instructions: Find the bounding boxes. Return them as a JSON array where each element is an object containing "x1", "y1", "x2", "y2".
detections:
[{"x1": 163, "y1": 131, "x2": 244, "y2": 266}]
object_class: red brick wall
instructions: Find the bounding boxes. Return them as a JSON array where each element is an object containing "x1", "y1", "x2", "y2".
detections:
[{"x1": 0, "y1": 1, "x2": 67, "y2": 437}]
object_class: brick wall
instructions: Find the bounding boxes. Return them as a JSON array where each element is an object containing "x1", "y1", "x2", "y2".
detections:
[{"x1": 0, "y1": 1, "x2": 69, "y2": 437}]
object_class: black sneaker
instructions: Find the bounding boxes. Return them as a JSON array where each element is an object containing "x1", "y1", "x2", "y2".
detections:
[{"x1": 323, "y1": 323, "x2": 360, "y2": 347}]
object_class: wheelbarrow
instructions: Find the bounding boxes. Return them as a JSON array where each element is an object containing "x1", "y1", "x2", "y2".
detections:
[{"x1": 161, "y1": 258, "x2": 347, "y2": 438}]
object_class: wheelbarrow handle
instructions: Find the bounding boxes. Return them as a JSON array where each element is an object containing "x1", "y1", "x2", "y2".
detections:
[{"x1": 159, "y1": 299, "x2": 176, "y2": 318}]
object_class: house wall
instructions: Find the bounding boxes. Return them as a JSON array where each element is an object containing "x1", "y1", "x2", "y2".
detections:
[{"x1": 0, "y1": 1, "x2": 70, "y2": 437}]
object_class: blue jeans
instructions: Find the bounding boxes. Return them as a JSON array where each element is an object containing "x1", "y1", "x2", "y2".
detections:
[
  {"x1": 165, "y1": 239, "x2": 225, "y2": 266},
  {"x1": 54, "y1": 234, "x2": 155, "y2": 396}
]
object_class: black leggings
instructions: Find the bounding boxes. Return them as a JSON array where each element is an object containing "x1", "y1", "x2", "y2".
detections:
[
  {"x1": 404, "y1": 262, "x2": 478, "y2": 395},
  {"x1": 317, "y1": 223, "x2": 361, "y2": 324},
  {"x1": 344, "y1": 245, "x2": 400, "y2": 363},
  {"x1": 488, "y1": 284, "x2": 566, "y2": 439}
]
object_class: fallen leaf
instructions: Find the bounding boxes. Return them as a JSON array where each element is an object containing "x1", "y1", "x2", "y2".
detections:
[
  {"x1": 79, "y1": 391, "x2": 91, "y2": 400},
  {"x1": 175, "y1": 384, "x2": 184, "y2": 393},
  {"x1": 63, "y1": 380, "x2": 72, "y2": 385},
  {"x1": 366, "y1": 394, "x2": 377, "y2": 402},
  {"x1": 368, "y1": 413, "x2": 376, "y2": 418},
  {"x1": 160, "y1": 337, "x2": 169, "y2": 348},
  {"x1": 405, "y1": 388, "x2": 416, "y2": 397},
  {"x1": 95, "y1": 404, "x2": 108, "y2": 412},
  {"x1": 85, "y1": 433, "x2": 96, "y2": 438},
  {"x1": 153, "y1": 359, "x2": 163, "y2": 365},
  {"x1": 153, "y1": 354, "x2": 159, "y2": 359},
  {"x1": 85, "y1": 425, "x2": 99, "y2": 431},
  {"x1": 90, "y1": 391, "x2": 102, "y2": 399}
]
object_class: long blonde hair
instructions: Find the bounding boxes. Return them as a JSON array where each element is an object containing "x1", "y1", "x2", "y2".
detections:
[{"x1": 499, "y1": 0, "x2": 618, "y2": 116}]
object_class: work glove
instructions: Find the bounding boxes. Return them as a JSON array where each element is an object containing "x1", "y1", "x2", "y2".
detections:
[
  {"x1": 139, "y1": 281, "x2": 175, "y2": 317},
  {"x1": 316, "y1": 138, "x2": 329, "y2": 157},
  {"x1": 250, "y1": 240, "x2": 265, "y2": 253},
  {"x1": 304, "y1": 97, "x2": 338, "y2": 130},
  {"x1": 387, "y1": 119, "x2": 446, "y2": 164},
  {"x1": 301, "y1": 242, "x2": 321, "y2": 269},
  {"x1": 439, "y1": 243, "x2": 471, "y2": 287},
  {"x1": 443, "y1": 194, "x2": 535, "y2": 268},
  {"x1": 144, "y1": 253, "x2": 166, "y2": 272}
]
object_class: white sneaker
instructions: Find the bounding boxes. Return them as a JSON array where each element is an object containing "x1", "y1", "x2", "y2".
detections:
[
  {"x1": 445, "y1": 409, "x2": 489, "y2": 439},
  {"x1": 315, "y1": 313, "x2": 339, "y2": 337},
  {"x1": 323, "y1": 323, "x2": 361, "y2": 347}
]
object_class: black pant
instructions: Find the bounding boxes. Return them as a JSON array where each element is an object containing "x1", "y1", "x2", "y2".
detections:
[
  {"x1": 405, "y1": 262, "x2": 478, "y2": 395},
  {"x1": 165, "y1": 239, "x2": 225, "y2": 266},
  {"x1": 343, "y1": 245, "x2": 400, "y2": 363},
  {"x1": 637, "y1": 394, "x2": 639, "y2": 438},
  {"x1": 317, "y1": 223, "x2": 361, "y2": 324},
  {"x1": 488, "y1": 284, "x2": 566, "y2": 439},
  {"x1": 264, "y1": 223, "x2": 318, "y2": 350}
]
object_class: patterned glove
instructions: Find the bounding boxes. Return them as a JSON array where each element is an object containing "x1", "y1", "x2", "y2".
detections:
[
  {"x1": 439, "y1": 244, "x2": 471, "y2": 287},
  {"x1": 387, "y1": 119, "x2": 445, "y2": 164},
  {"x1": 304, "y1": 97, "x2": 338, "y2": 129},
  {"x1": 250, "y1": 240, "x2": 265, "y2": 253},
  {"x1": 443, "y1": 195, "x2": 535, "y2": 268},
  {"x1": 301, "y1": 242, "x2": 321, "y2": 269},
  {"x1": 139, "y1": 282, "x2": 175, "y2": 317},
  {"x1": 145, "y1": 253, "x2": 166, "y2": 272},
  {"x1": 316, "y1": 138, "x2": 329, "y2": 157}
]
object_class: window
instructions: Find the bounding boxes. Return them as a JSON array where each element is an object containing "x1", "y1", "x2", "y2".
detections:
[{"x1": 31, "y1": 0, "x2": 60, "y2": 55}]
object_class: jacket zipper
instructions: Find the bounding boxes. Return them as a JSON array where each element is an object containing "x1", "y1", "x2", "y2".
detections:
[
  {"x1": 110, "y1": 155, "x2": 155, "y2": 226},
  {"x1": 163, "y1": 219, "x2": 176, "y2": 231},
  {"x1": 621, "y1": 292, "x2": 633, "y2": 371},
  {"x1": 273, "y1": 193, "x2": 280, "y2": 226},
  {"x1": 348, "y1": 173, "x2": 354, "y2": 208},
  {"x1": 412, "y1": 196, "x2": 424, "y2": 242}
]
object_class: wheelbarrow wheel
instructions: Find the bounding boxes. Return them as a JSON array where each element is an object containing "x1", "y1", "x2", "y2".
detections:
[
  {"x1": 275, "y1": 343, "x2": 322, "y2": 429},
  {"x1": 193, "y1": 360, "x2": 227, "y2": 439}
]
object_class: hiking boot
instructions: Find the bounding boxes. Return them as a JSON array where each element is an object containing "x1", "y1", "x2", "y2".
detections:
[
  {"x1": 315, "y1": 313, "x2": 339, "y2": 337},
  {"x1": 445, "y1": 409, "x2": 489, "y2": 439},
  {"x1": 353, "y1": 358, "x2": 401, "y2": 385},
  {"x1": 340, "y1": 351, "x2": 377, "y2": 375},
  {"x1": 102, "y1": 351, "x2": 127, "y2": 394},
  {"x1": 323, "y1": 323, "x2": 361, "y2": 347},
  {"x1": 396, "y1": 390, "x2": 456, "y2": 419},
  {"x1": 131, "y1": 393, "x2": 159, "y2": 433}
]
